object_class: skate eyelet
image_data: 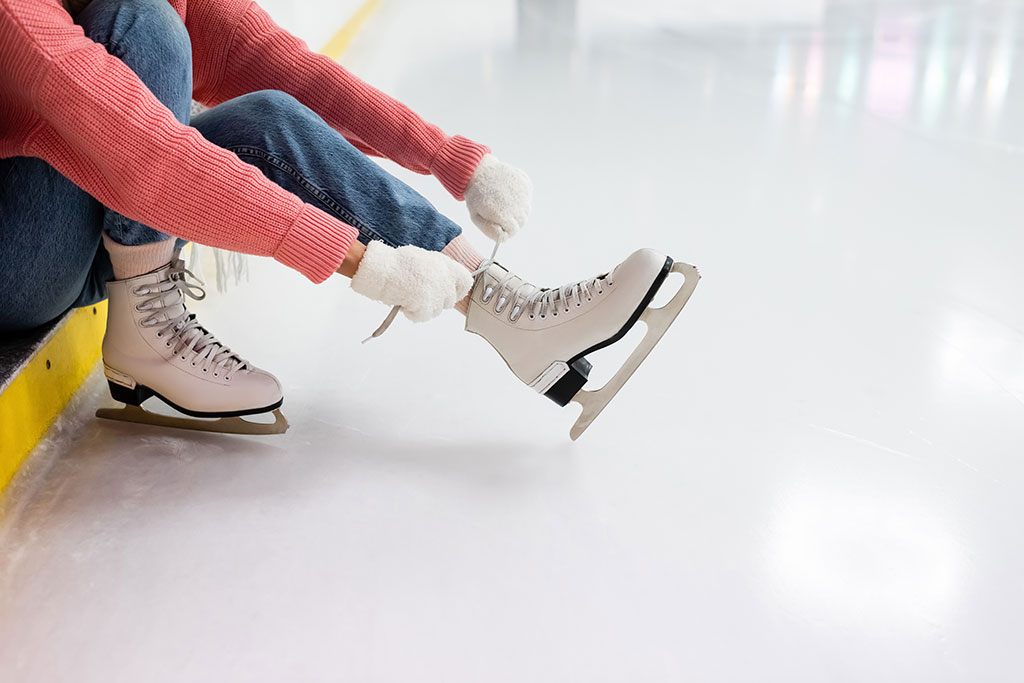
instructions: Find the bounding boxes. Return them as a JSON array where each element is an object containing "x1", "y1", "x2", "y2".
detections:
[
  {"x1": 202, "y1": 368, "x2": 208, "y2": 373},
  {"x1": 213, "y1": 373, "x2": 219, "y2": 378},
  {"x1": 165, "y1": 341, "x2": 171, "y2": 347}
]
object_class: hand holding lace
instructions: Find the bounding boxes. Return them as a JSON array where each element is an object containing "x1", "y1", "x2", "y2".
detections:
[
  {"x1": 464, "y1": 155, "x2": 533, "y2": 242},
  {"x1": 351, "y1": 241, "x2": 474, "y2": 336}
]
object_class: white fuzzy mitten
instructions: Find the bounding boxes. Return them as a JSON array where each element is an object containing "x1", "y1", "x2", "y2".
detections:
[
  {"x1": 464, "y1": 154, "x2": 533, "y2": 242},
  {"x1": 351, "y1": 241, "x2": 473, "y2": 323}
]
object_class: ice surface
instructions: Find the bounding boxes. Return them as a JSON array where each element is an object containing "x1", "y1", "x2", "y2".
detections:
[{"x1": 2, "y1": 0, "x2": 1024, "y2": 681}]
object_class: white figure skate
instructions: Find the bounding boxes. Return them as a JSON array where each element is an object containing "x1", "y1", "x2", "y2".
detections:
[
  {"x1": 466, "y1": 249, "x2": 699, "y2": 439},
  {"x1": 95, "y1": 258, "x2": 288, "y2": 435}
]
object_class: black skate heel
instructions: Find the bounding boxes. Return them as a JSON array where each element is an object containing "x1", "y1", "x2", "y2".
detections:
[
  {"x1": 107, "y1": 380, "x2": 154, "y2": 406},
  {"x1": 544, "y1": 358, "x2": 592, "y2": 407}
]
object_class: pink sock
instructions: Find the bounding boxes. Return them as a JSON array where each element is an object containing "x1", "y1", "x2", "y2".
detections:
[
  {"x1": 442, "y1": 234, "x2": 484, "y2": 314},
  {"x1": 102, "y1": 233, "x2": 176, "y2": 280}
]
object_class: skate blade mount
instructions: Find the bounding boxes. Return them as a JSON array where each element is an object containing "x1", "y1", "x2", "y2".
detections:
[
  {"x1": 95, "y1": 404, "x2": 290, "y2": 435},
  {"x1": 569, "y1": 261, "x2": 700, "y2": 441}
]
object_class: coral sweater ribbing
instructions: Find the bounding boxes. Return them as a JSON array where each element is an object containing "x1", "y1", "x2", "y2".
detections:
[{"x1": 0, "y1": 0, "x2": 489, "y2": 283}]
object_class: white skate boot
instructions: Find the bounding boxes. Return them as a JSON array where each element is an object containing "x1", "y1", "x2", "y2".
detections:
[
  {"x1": 466, "y1": 249, "x2": 699, "y2": 439},
  {"x1": 95, "y1": 258, "x2": 288, "y2": 435}
]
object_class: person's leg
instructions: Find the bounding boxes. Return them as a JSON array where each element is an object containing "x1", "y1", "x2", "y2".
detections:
[
  {"x1": 54, "y1": 0, "x2": 285, "y2": 429},
  {"x1": 75, "y1": 0, "x2": 192, "y2": 278},
  {"x1": 0, "y1": 0, "x2": 196, "y2": 333},
  {"x1": 0, "y1": 158, "x2": 109, "y2": 332},
  {"x1": 190, "y1": 91, "x2": 485, "y2": 274}
]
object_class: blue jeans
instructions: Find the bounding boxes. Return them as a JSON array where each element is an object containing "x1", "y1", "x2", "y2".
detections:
[{"x1": 0, "y1": 0, "x2": 462, "y2": 333}]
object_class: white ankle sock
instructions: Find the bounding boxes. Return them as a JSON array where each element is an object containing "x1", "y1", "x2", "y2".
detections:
[
  {"x1": 442, "y1": 234, "x2": 484, "y2": 315},
  {"x1": 103, "y1": 233, "x2": 176, "y2": 280}
]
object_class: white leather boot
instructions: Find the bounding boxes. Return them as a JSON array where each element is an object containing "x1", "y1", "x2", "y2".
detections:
[
  {"x1": 466, "y1": 249, "x2": 700, "y2": 439},
  {"x1": 96, "y1": 257, "x2": 287, "y2": 434}
]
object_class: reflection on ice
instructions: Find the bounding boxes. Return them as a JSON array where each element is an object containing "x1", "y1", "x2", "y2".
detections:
[{"x1": 767, "y1": 482, "x2": 963, "y2": 631}]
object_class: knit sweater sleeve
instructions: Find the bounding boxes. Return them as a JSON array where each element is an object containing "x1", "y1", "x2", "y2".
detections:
[
  {"x1": 187, "y1": 0, "x2": 489, "y2": 200},
  {"x1": 6, "y1": 0, "x2": 357, "y2": 283}
]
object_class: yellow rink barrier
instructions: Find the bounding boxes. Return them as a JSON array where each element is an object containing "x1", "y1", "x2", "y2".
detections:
[
  {"x1": 320, "y1": 0, "x2": 382, "y2": 61},
  {"x1": 0, "y1": 303, "x2": 108, "y2": 492},
  {"x1": 0, "y1": 0, "x2": 383, "y2": 497}
]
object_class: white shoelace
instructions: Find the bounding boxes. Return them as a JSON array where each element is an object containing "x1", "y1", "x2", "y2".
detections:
[
  {"x1": 132, "y1": 260, "x2": 251, "y2": 380},
  {"x1": 363, "y1": 243, "x2": 613, "y2": 341}
]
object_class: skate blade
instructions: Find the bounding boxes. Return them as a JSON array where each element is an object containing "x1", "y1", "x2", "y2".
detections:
[
  {"x1": 95, "y1": 404, "x2": 290, "y2": 435},
  {"x1": 569, "y1": 261, "x2": 700, "y2": 441}
]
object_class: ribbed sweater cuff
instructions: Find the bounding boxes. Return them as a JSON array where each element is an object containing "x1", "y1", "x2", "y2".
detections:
[
  {"x1": 274, "y1": 205, "x2": 359, "y2": 283},
  {"x1": 431, "y1": 135, "x2": 490, "y2": 200}
]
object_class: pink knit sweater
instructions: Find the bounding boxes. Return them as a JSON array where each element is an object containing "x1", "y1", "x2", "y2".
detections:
[{"x1": 0, "y1": 0, "x2": 489, "y2": 282}]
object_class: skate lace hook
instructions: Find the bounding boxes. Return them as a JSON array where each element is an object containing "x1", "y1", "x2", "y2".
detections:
[
  {"x1": 362, "y1": 241, "x2": 502, "y2": 344},
  {"x1": 479, "y1": 247, "x2": 611, "y2": 322},
  {"x1": 169, "y1": 258, "x2": 207, "y2": 301},
  {"x1": 142, "y1": 259, "x2": 250, "y2": 378}
]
